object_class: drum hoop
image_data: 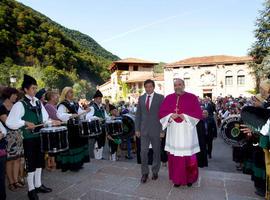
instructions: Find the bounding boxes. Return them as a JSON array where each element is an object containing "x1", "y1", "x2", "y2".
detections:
[
  {"x1": 106, "y1": 120, "x2": 123, "y2": 124},
  {"x1": 46, "y1": 146, "x2": 69, "y2": 153},
  {"x1": 40, "y1": 126, "x2": 67, "y2": 133}
]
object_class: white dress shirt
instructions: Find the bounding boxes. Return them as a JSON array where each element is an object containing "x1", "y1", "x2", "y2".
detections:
[
  {"x1": 57, "y1": 102, "x2": 85, "y2": 122},
  {"x1": 86, "y1": 103, "x2": 110, "y2": 120},
  {"x1": 6, "y1": 95, "x2": 49, "y2": 130},
  {"x1": 145, "y1": 92, "x2": 155, "y2": 109}
]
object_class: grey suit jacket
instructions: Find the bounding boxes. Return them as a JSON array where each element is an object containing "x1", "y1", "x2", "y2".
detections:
[{"x1": 135, "y1": 92, "x2": 164, "y2": 137}]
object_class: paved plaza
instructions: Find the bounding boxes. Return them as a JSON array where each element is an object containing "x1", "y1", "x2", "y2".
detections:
[
  {"x1": 6, "y1": 160, "x2": 263, "y2": 200},
  {"x1": 5, "y1": 136, "x2": 264, "y2": 200}
]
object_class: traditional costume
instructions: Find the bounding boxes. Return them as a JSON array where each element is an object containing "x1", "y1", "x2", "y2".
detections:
[
  {"x1": 86, "y1": 90, "x2": 110, "y2": 159},
  {"x1": 259, "y1": 80, "x2": 270, "y2": 199},
  {"x1": 56, "y1": 87, "x2": 89, "y2": 172},
  {"x1": 6, "y1": 74, "x2": 52, "y2": 200},
  {"x1": 0, "y1": 121, "x2": 7, "y2": 200},
  {"x1": 107, "y1": 105, "x2": 122, "y2": 161}
]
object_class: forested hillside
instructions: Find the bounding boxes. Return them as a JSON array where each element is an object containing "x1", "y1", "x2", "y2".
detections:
[{"x1": 0, "y1": 0, "x2": 119, "y2": 98}]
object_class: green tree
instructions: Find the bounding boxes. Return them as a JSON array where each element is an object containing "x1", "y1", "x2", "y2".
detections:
[
  {"x1": 42, "y1": 66, "x2": 74, "y2": 90},
  {"x1": 73, "y1": 80, "x2": 95, "y2": 99},
  {"x1": 0, "y1": 0, "x2": 118, "y2": 91},
  {"x1": 0, "y1": 57, "x2": 13, "y2": 85},
  {"x1": 154, "y1": 62, "x2": 165, "y2": 73},
  {"x1": 249, "y1": 0, "x2": 270, "y2": 90}
]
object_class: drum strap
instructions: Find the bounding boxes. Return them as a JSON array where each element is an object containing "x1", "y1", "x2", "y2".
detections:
[{"x1": 58, "y1": 100, "x2": 79, "y2": 114}]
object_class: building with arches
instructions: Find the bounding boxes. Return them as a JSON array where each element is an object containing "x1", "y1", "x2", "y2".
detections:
[
  {"x1": 97, "y1": 58, "x2": 164, "y2": 103},
  {"x1": 164, "y1": 55, "x2": 254, "y2": 98}
]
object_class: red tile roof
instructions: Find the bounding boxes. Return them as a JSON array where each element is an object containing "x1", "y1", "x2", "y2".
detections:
[
  {"x1": 166, "y1": 55, "x2": 253, "y2": 68},
  {"x1": 125, "y1": 73, "x2": 164, "y2": 83}
]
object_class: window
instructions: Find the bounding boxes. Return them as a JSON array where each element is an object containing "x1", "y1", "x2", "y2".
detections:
[
  {"x1": 237, "y1": 75, "x2": 245, "y2": 85},
  {"x1": 173, "y1": 73, "x2": 179, "y2": 79},
  {"x1": 118, "y1": 64, "x2": 129, "y2": 71},
  {"x1": 183, "y1": 72, "x2": 190, "y2": 86},
  {"x1": 237, "y1": 70, "x2": 245, "y2": 86},
  {"x1": 133, "y1": 65, "x2": 138, "y2": 71},
  {"x1": 184, "y1": 78, "x2": 190, "y2": 86},
  {"x1": 225, "y1": 70, "x2": 233, "y2": 86},
  {"x1": 225, "y1": 76, "x2": 233, "y2": 85}
]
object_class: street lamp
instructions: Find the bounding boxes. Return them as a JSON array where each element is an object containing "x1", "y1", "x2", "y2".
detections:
[{"x1": 10, "y1": 75, "x2": 17, "y2": 87}]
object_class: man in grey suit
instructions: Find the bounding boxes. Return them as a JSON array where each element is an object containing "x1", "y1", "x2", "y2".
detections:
[{"x1": 135, "y1": 79, "x2": 164, "y2": 183}]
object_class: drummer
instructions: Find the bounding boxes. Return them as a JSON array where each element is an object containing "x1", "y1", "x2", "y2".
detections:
[
  {"x1": 56, "y1": 87, "x2": 90, "y2": 172},
  {"x1": 44, "y1": 91, "x2": 60, "y2": 171},
  {"x1": 86, "y1": 90, "x2": 110, "y2": 160},
  {"x1": 107, "y1": 105, "x2": 122, "y2": 161},
  {"x1": 6, "y1": 74, "x2": 56, "y2": 200}
]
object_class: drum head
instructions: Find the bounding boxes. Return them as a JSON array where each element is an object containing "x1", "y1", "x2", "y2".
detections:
[
  {"x1": 220, "y1": 115, "x2": 246, "y2": 147},
  {"x1": 121, "y1": 114, "x2": 135, "y2": 138},
  {"x1": 40, "y1": 126, "x2": 67, "y2": 133}
]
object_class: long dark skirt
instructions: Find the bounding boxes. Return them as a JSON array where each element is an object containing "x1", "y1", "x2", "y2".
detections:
[
  {"x1": 251, "y1": 146, "x2": 266, "y2": 193},
  {"x1": 57, "y1": 125, "x2": 89, "y2": 171}
]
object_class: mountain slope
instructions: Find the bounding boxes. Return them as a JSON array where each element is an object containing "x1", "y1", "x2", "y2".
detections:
[{"x1": 0, "y1": 0, "x2": 119, "y2": 90}]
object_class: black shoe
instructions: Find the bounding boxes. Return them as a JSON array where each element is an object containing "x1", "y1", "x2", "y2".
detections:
[
  {"x1": 35, "y1": 185, "x2": 52, "y2": 193},
  {"x1": 61, "y1": 168, "x2": 68, "y2": 172},
  {"x1": 28, "y1": 189, "x2": 39, "y2": 200},
  {"x1": 152, "y1": 173, "x2": 158, "y2": 180},
  {"x1": 208, "y1": 155, "x2": 212, "y2": 159},
  {"x1": 70, "y1": 168, "x2": 80, "y2": 172},
  {"x1": 255, "y1": 189, "x2": 265, "y2": 197},
  {"x1": 141, "y1": 174, "x2": 148, "y2": 183},
  {"x1": 187, "y1": 183, "x2": 192, "y2": 187},
  {"x1": 173, "y1": 184, "x2": 180, "y2": 187},
  {"x1": 125, "y1": 155, "x2": 133, "y2": 159}
]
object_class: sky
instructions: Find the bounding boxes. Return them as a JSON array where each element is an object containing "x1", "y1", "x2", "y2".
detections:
[{"x1": 17, "y1": 0, "x2": 264, "y2": 63}]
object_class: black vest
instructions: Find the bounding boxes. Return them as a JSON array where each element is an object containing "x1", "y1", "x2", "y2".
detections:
[{"x1": 58, "y1": 100, "x2": 79, "y2": 114}]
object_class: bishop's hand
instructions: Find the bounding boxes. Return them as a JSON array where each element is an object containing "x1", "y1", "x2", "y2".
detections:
[
  {"x1": 171, "y1": 113, "x2": 179, "y2": 120},
  {"x1": 178, "y1": 114, "x2": 186, "y2": 121}
]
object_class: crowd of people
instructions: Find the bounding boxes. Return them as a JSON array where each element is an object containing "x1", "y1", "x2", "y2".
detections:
[
  {"x1": 0, "y1": 74, "x2": 141, "y2": 200},
  {"x1": 1, "y1": 74, "x2": 270, "y2": 200},
  {"x1": 197, "y1": 82, "x2": 270, "y2": 199}
]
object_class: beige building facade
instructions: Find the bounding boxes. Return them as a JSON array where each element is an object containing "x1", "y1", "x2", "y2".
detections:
[
  {"x1": 97, "y1": 58, "x2": 164, "y2": 103},
  {"x1": 164, "y1": 55, "x2": 255, "y2": 98}
]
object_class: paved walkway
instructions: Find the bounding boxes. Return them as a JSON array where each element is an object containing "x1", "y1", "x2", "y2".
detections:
[
  {"x1": 5, "y1": 134, "x2": 265, "y2": 200},
  {"x1": 6, "y1": 159, "x2": 263, "y2": 200}
]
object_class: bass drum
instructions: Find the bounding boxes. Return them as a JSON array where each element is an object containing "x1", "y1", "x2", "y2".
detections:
[
  {"x1": 121, "y1": 114, "x2": 135, "y2": 139},
  {"x1": 220, "y1": 115, "x2": 247, "y2": 147}
]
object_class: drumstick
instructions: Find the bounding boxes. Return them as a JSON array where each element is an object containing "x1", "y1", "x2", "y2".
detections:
[
  {"x1": 26, "y1": 121, "x2": 67, "y2": 129},
  {"x1": 26, "y1": 123, "x2": 44, "y2": 130}
]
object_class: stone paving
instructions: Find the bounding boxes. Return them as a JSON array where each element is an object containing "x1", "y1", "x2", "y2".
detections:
[{"x1": 6, "y1": 159, "x2": 264, "y2": 200}]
